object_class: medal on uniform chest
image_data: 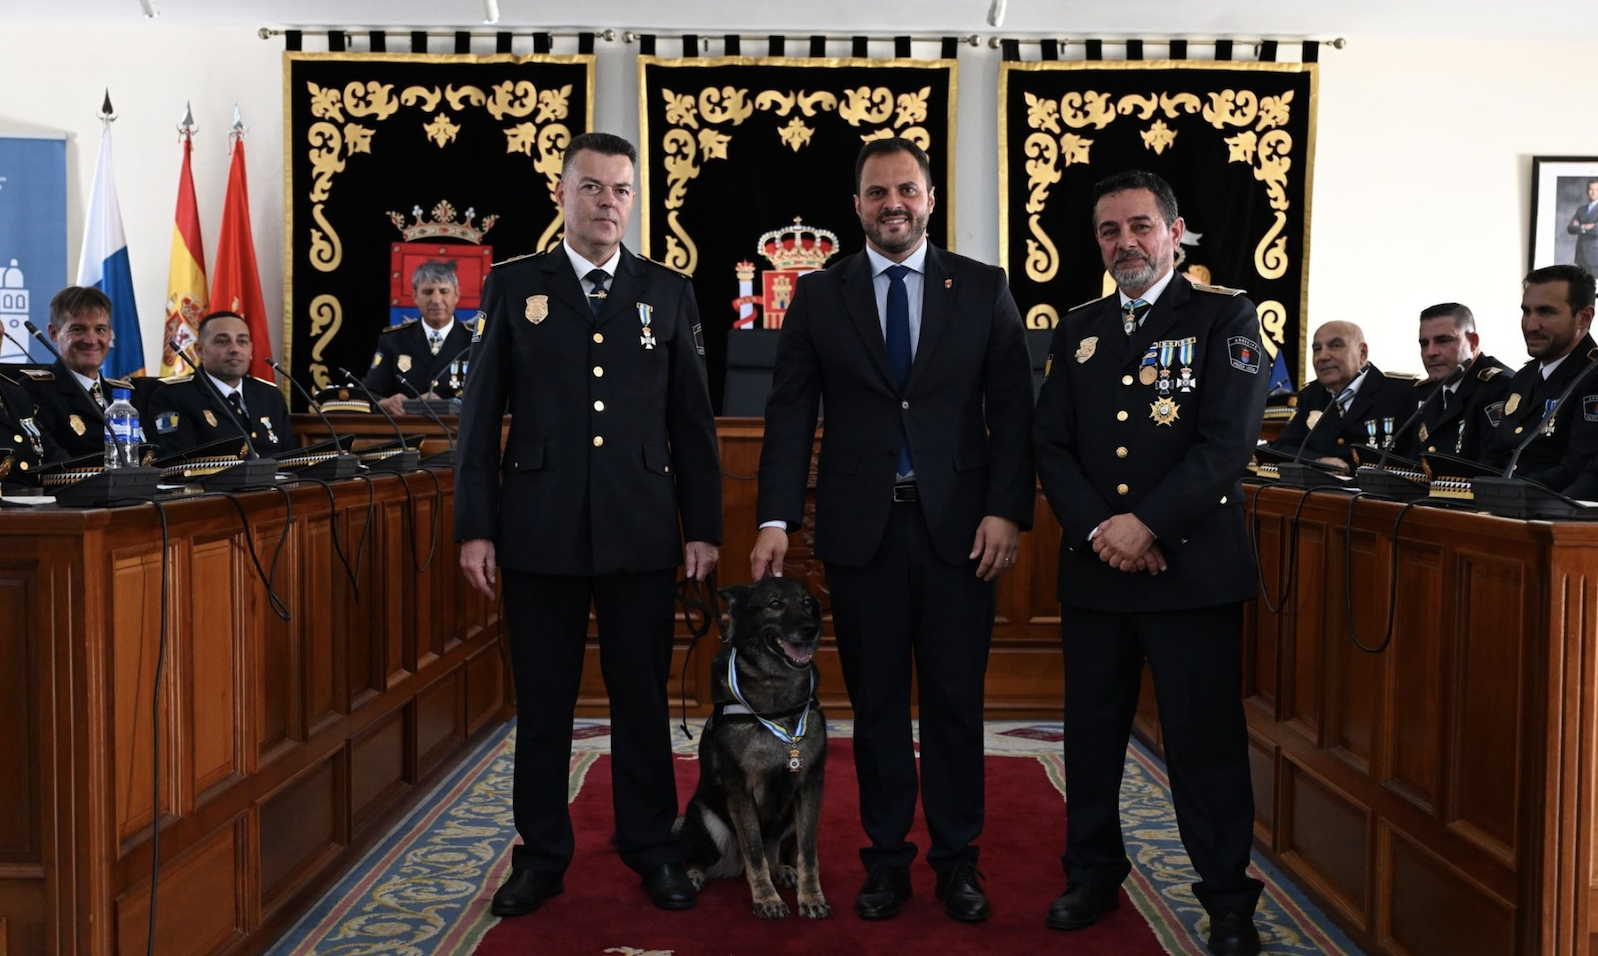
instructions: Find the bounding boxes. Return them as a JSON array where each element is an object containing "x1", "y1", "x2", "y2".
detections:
[
  {"x1": 1176, "y1": 338, "x2": 1197, "y2": 392},
  {"x1": 260, "y1": 415, "x2": 278, "y2": 446},
  {"x1": 637, "y1": 302, "x2": 656, "y2": 350},
  {"x1": 1543, "y1": 398, "x2": 1559, "y2": 436},
  {"x1": 1149, "y1": 397, "x2": 1180, "y2": 425},
  {"x1": 1417, "y1": 422, "x2": 1430, "y2": 443},
  {"x1": 1155, "y1": 340, "x2": 1176, "y2": 396},
  {"x1": 1138, "y1": 344, "x2": 1158, "y2": 385},
  {"x1": 69, "y1": 414, "x2": 85, "y2": 437},
  {"x1": 203, "y1": 409, "x2": 218, "y2": 428},
  {"x1": 1365, "y1": 418, "x2": 1378, "y2": 446},
  {"x1": 20, "y1": 417, "x2": 43, "y2": 459},
  {"x1": 1453, "y1": 420, "x2": 1466, "y2": 453},
  {"x1": 1381, "y1": 416, "x2": 1395, "y2": 448}
]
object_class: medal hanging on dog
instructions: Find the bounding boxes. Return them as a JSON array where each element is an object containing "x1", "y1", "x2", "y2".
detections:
[{"x1": 726, "y1": 648, "x2": 814, "y2": 772}]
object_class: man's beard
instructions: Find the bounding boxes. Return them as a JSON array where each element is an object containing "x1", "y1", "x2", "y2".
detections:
[
  {"x1": 1110, "y1": 252, "x2": 1157, "y2": 291},
  {"x1": 862, "y1": 208, "x2": 928, "y2": 256}
]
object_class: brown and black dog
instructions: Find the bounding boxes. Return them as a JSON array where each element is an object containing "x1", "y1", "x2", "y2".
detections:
[{"x1": 679, "y1": 578, "x2": 830, "y2": 918}]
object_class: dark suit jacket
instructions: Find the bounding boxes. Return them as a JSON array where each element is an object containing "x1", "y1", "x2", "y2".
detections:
[
  {"x1": 0, "y1": 371, "x2": 47, "y2": 483},
  {"x1": 361, "y1": 317, "x2": 475, "y2": 400},
  {"x1": 1269, "y1": 363, "x2": 1416, "y2": 466},
  {"x1": 21, "y1": 359, "x2": 139, "y2": 461},
  {"x1": 454, "y1": 246, "x2": 721, "y2": 576},
  {"x1": 1396, "y1": 354, "x2": 1514, "y2": 460},
  {"x1": 145, "y1": 375, "x2": 296, "y2": 458},
  {"x1": 1482, "y1": 337, "x2": 1598, "y2": 490},
  {"x1": 1568, "y1": 200, "x2": 1598, "y2": 269},
  {"x1": 1033, "y1": 274, "x2": 1270, "y2": 611},
  {"x1": 756, "y1": 245, "x2": 1035, "y2": 568}
]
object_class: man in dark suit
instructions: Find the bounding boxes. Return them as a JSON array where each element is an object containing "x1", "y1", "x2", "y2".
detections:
[
  {"x1": 455, "y1": 132, "x2": 721, "y2": 917},
  {"x1": 0, "y1": 370, "x2": 49, "y2": 486},
  {"x1": 1397, "y1": 302, "x2": 1512, "y2": 460},
  {"x1": 362, "y1": 259, "x2": 475, "y2": 415},
  {"x1": 1033, "y1": 170, "x2": 1270, "y2": 956},
  {"x1": 1567, "y1": 179, "x2": 1598, "y2": 271},
  {"x1": 146, "y1": 311, "x2": 295, "y2": 457},
  {"x1": 1268, "y1": 320, "x2": 1414, "y2": 472},
  {"x1": 24, "y1": 286, "x2": 136, "y2": 460},
  {"x1": 752, "y1": 138, "x2": 1034, "y2": 924},
  {"x1": 1482, "y1": 264, "x2": 1598, "y2": 492}
]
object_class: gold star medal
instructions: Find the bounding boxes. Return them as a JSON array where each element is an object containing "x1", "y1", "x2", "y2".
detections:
[
  {"x1": 69, "y1": 414, "x2": 85, "y2": 436},
  {"x1": 1150, "y1": 398, "x2": 1181, "y2": 426},
  {"x1": 397, "y1": 354, "x2": 412, "y2": 373},
  {"x1": 1075, "y1": 336, "x2": 1098, "y2": 364},
  {"x1": 1504, "y1": 393, "x2": 1521, "y2": 416},
  {"x1": 203, "y1": 409, "x2": 218, "y2": 428},
  {"x1": 526, "y1": 295, "x2": 548, "y2": 324}
]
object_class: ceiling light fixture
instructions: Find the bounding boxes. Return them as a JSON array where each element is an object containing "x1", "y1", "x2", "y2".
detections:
[
  {"x1": 986, "y1": 0, "x2": 1006, "y2": 28},
  {"x1": 482, "y1": 0, "x2": 500, "y2": 24},
  {"x1": 139, "y1": 0, "x2": 160, "y2": 19}
]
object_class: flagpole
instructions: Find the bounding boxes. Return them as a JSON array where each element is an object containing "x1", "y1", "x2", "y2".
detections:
[{"x1": 78, "y1": 89, "x2": 146, "y2": 379}]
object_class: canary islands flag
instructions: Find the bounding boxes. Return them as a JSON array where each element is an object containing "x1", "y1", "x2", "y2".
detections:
[{"x1": 76, "y1": 123, "x2": 144, "y2": 378}]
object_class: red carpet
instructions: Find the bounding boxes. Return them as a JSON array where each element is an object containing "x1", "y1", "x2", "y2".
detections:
[{"x1": 476, "y1": 739, "x2": 1167, "y2": 956}]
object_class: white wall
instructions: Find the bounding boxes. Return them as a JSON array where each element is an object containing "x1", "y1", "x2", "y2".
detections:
[{"x1": 0, "y1": 26, "x2": 1586, "y2": 380}]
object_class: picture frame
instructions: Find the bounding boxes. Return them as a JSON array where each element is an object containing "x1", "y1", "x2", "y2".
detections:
[{"x1": 1528, "y1": 155, "x2": 1598, "y2": 271}]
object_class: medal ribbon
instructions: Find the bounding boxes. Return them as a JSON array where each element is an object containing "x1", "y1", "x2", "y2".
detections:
[{"x1": 726, "y1": 648, "x2": 814, "y2": 746}]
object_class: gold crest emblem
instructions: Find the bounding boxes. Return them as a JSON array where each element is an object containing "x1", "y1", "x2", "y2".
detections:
[
  {"x1": 397, "y1": 354, "x2": 412, "y2": 373},
  {"x1": 526, "y1": 295, "x2": 549, "y2": 324},
  {"x1": 1305, "y1": 409, "x2": 1323, "y2": 430},
  {"x1": 69, "y1": 414, "x2": 85, "y2": 436},
  {"x1": 1075, "y1": 336, "x2": 1098, "y2": 364},
  {"x1": 1150, "y1": 398, "x2": 1181, "y2": 426},
  {"x1": 203, "y1": 409, "x2": 218, "y2": 428},
  {"x1": 1504, "y1": 393, "x2": 1521, "y2": 416}
]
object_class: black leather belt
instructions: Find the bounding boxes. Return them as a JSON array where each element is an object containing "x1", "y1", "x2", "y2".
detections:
[{"x1": 892, "y1": 482, "x2": 918, "y2": 503}]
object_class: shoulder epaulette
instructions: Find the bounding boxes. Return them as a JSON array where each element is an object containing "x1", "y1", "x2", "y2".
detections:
[
  {"x1": 382, "y1": 317, "x2": 418, "y2": 332},
  {"x1": 248, "y1": 375, "x2": 279, "y2": 387},
  {"x1": 1383, "y1": 370, "x2": 1420, "y2": 381},
  {"x1": 1478, "y1": 364, "x2": 1504, "y2": 381},
  {"x1": 1588, "y1": 346, "x2": 1598, "y2": 361},
  {"x1": 1191, "y1": 282, "x2": 1246, "y2": 296},
  {"x1": 104, "y1": 376, "x2": 135, "y2": 389},
  {"x1": 1066, "y1": 294, "x2": 1113, "y2": 314},
  {"x1": 637, "y1": 254, "x2": 693, "y2": 281},
  {"x1": 12, "y1": 367, "x2": 52, "y2": 382},
  {"x1": 161, "y1": 374, "x2": 194, "y2": 385},
  {"x1": 1412, "y1": 376, "x2": 1433, "y2": 389},
  {"x1": 492, "y1": 250, "x2": 547, "y2": 268}
]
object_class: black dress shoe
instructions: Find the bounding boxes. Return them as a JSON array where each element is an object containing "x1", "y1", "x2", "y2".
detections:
[
  {"x1": 1045, "y1": 881, "x2": 1119, "y2": 930},
  {"x1": 641, "y1": 862, "x2": 698, "y2": 910},
  {"x1": 1207, "y1": 910, "x2": 1262, "y2": 956},
  {"x1": 490, "y1": 869, "x2": 564, "y2": 917},
  {"x1": 854, "y1": 865, "x2": 912, "y2": 919},
  {"x1": 935, "y1": 863, "x2": 990, "y2": 922}
]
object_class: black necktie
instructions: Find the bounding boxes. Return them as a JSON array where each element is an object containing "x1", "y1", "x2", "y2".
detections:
[
  {"x1": 226, "y1": 391, "x2": 245, "y2": 420},
  {"x1": 586, "y1": 268, "x2": 609, "y2": 320},
  {"x1": 89, "y1": 380, "x2": 104, "y2": 408},
  {"x1": 1440, "y1": 388, "x2": 1452, "y2": 414}
]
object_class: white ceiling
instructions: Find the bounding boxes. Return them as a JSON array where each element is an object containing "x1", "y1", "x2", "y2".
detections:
[{"x1": 3, "y1": 0, "x2": 1582, "y2": 42}]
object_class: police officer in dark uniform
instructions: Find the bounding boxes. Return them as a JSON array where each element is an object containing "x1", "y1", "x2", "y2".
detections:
[
  {"x1": 1268, "y1": 320, "x2": 1414, "y2": 471},
  {"x1": 0, "y1": 371, "x2": 49, "y2": 486},
  {"x1": 146, "y1": 311, "x2": 295, "y2": 457},
  {"x1": 362, "y1": 259, "x2": 475, "y2": 416},
  {"x1": 1033, "y1": 170, "x2": 1270, "y2": 956},
  {"x1": 24, "y1": 286, "x2": 137, "y2": 460},
  {"x1": 455, "y1": 132, "x2": 721, "y2": 917},
  {"x1": 1398, "y1": 302, "x2": 1513, "y2": 460},
  {"x1": 1482, "y1": 264, "x2": 1598, "y2": 491}
]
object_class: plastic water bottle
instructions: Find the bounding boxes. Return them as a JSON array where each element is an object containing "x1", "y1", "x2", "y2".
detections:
[{"x1": 103, "y1": 387, "x2": 139, "y2": 470}]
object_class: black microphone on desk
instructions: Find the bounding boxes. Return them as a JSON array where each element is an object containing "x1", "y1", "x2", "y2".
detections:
[
  {"x1": 337, "y1": 367, "x2": 421, "y2": 472},
  {"x1": 266, "y1": 358, "x2": 361, "y2": 479},
  {"x1": 1375, "y1": 362, "x2": 1469, "y2": 470},
  {"x1": 1471, "y1": 351, "x2": 1598, "y2": 519},
  {"x1": 24, "y1": 320, "x2": 109, "y2": 428},
  {"x1": 394, "y1": 371, "x2": 456, "y2": 466}
]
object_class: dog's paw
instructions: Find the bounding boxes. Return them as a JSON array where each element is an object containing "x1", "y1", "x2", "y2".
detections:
[
  {"x1": 753, "y1": 896, "x2": 790, "y2": 919},
  {"x1": 798, "y1": 894, "x2": 832, "y2": 919},
  {"x1": 773, "y1": 864, "x2": 798, "y2": 888},
  {"x1": 686, "y1": 867, "x2": 708, "y2": 890}
]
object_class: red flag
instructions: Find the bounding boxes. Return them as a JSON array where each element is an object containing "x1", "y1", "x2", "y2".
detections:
[
  {"x1": 212, "y1": 136, "x2": 273, "y2": 381},
  {"x1": 162, "y1": 134, "x2": 208, "y2": 377}
]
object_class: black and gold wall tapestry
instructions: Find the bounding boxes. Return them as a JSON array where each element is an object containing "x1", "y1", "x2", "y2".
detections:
[
  {"x1": 639, "y1": 54, "x2": 956, "y2": 411},
  {"x1": 999, "y1": 61, "x2": 1316, "y2": 390},
  {"x1": 285, "y1": 52, "x2": 593, "y2": 394}
]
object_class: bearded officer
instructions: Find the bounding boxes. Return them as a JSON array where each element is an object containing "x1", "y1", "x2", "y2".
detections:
[
  {"x1": 146, "y1": 311, "x2": 295, "y2": 457},
  {"x1": 455, "y1": 131, "x2": 722, "y2": 916}
]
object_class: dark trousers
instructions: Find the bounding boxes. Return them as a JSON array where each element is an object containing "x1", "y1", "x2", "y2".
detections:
[
  {"x1": 825, "y1": 500, "x2": 995, "y2": 874},
  {"x1": 502, "y1": 568, "x2": 682, "y2": 878},
  {"x1": 1060, "y1": 603, "x2": 1262, "y2": 916}
]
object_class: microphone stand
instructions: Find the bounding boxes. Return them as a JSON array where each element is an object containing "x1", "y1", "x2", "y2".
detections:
[
  {"x1": 167, "y1": 344, "x2": 279, "y2": 491},
  {"x1": 395, "y1": 371, "x2": 455, "y2": 467},
  {"x1": 424, "y1": 342, "x2": 473, "y2": 401},
  {"x1": 24, "y1": 321, "x2": 162, "y2": 505},
  {"x1": 1355, "y1": 363, "x2": 1468, "y2": 500},
  {"x1": 338, "y1": 368, "x2": 421, "y2": 472},
  {"x1": 266, "y1": 359, "x2": 361, "y2": 479},
  {"x1": 1278, "y1": 391, "x2": 1348, "y2": 489},
  {"x1": 1472, "y1": 352, "x2": 1598, "y2": 519}
]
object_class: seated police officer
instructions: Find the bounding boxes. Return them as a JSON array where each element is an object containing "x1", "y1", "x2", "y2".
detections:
[
  {"x1": 147, "y1": 311, "x2": 296, "y2": 457},
  {"x1": 1398, "y1": 302, "x2": 1513, "y2": 460},
  {"x1": 0, "y1": 370, "x2": 50, "y2": 485},
  {"x1": 23, "y1": 286, "x2": 137, "y2": 460},
  {"x1": 1269, "y1": 320, "x2": 1414, "y2": 473},
  {"x1": 362, "y1": 259, "x2": 474, "y2": 417}
]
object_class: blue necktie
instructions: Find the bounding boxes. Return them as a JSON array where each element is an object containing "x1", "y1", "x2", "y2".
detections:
[{"x1": 885, "y1": 264, "x2": 913, "y2": 474}]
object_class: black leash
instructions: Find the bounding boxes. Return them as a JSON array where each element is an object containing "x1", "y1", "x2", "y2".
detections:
[{"x1": 673, "y1": 573, "x2": 725, "y2": 741}]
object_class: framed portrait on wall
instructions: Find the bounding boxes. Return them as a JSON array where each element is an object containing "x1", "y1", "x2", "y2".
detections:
[{"x1": 1529, "y1": 156, "x2": 1598, "y2": 271}]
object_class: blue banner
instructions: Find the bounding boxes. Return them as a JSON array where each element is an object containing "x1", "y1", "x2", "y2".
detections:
[{"x1": 0, "y1": 135, "x2": 68, "y2": 363}]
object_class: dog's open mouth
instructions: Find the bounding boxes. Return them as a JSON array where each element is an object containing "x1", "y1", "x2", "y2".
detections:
[{"x1": 774, "y1": 636, "x2": 818, "y2": 668}]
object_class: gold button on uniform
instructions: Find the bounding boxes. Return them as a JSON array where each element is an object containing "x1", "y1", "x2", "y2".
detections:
[
  {"x1": 1336, "y1": 437, "x2": 1346, "y2": 445},
  {"x1": 1121, "y1": 375, "x2": 1133, "y2": 386},
  {"x1": 1514, "y1": 426, "x2": 1523, "y2": 435},
  {"x1": 1116, "y1": 410, "x2": 1128, "y2": 422},
  {"x1": 11, "y1": 434, "x2": 20, "y2": 443},
  {"x1": 1116, "y1": 446, "x2": 1128, "y2": 458},
  {"x1": 594, "y1": 400, "x2": 605, "y2": 411},
  {"x1": 593, "y1": 333, "x2": 604, "y2": 343},
  {"x1": 593, "y1": 366, "x2": 604, "y2": 377},
  {"x1": 1116, "y1": 483, "x2": 1129, "y2": 495},
  {"x1": 593, "y1": 436, "x2": 604, "y2": 447}
]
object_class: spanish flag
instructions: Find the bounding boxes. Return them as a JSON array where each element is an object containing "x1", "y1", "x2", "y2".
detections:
[
  {"x1": 213, "y1": 133, "x2": 273, "y2": 382},
  {"x1": 161, "y1": 134, "x2": 207, "y2": 377}
]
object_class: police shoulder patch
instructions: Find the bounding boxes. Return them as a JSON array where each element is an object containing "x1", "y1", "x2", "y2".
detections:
[
  {"x1": 154, "y1": 410, "x2": 181, "y2": 435},
  {"x1": 1228, "y1": 335, "x2": 1262, "y2": 374},
  {"x1": 1192, "y1": 282, "x2": 1245, "y2": 296},
  {"x1": 1584, "y1": 394, "x2": 1598, "y2": 423}
]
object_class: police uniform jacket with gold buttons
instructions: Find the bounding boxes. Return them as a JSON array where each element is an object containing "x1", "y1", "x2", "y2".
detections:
[
  {"x1": 361, "y1": 317, "x2": 475, "y2": 400},
  {"x1": 1481, "y1": 336, "x2": 1598, "y2": 491},
  {"x1": 1268, "y1": 363, "x2": 1416, "y2": 466},
  {"x1": 145, "y1": 375, "x2": 296, "y2": 458},
  {"x1": 1033, "y1": 274, "x2": 1270, "y2": 611},
  {"x1": 1396, "y1": 354, "x2": 1513, "y2": 460},
  {"x1": 0, "y1": 371, "x2": 48, "y2": 483},
  {"x1": 453, "y1": 246, "x2": 721, "y2": 576},
  {"x1": 22, "y1": 358, "x2": 138, "y2": 461}
]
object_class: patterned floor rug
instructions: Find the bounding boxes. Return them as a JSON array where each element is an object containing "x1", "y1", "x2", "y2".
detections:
[{"x1": 263, "y1": 720, "x2": 1367, "y2": 956}]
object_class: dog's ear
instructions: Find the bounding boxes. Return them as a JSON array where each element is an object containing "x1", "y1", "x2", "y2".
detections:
[{"x1": 719, "y1": 583, "x2": 749, "y2": 606}]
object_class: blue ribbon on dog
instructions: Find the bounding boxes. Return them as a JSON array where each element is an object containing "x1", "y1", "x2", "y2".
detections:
[{"x1": 727, "y1": 648, "x2": 816, "y2": 770}]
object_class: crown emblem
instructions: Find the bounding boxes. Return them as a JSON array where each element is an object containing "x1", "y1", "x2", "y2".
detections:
[
  {"x1": 388, "y1": 199, "x2": 497, "y2": 244},
  {"x1": 756, "y1": 217, "x2": 838, "y2": 271}
]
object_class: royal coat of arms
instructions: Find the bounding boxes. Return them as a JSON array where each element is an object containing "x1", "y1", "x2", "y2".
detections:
[{"x1": 730, "y1": 217, "x2": 839, "y2": 330}]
